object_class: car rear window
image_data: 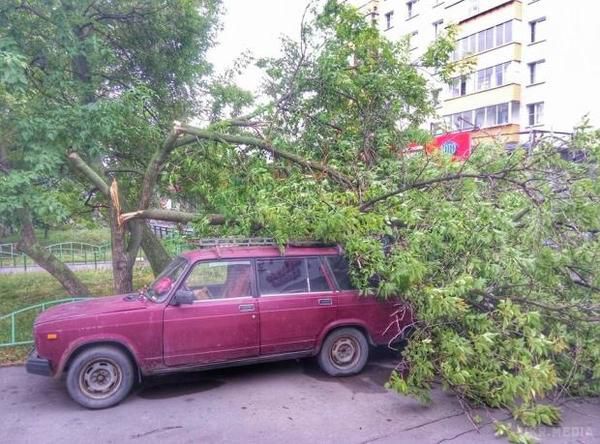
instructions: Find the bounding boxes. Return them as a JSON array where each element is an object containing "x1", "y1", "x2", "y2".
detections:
[
  {"x1": 326, "y1": 256, "x2": 356, "y2": 290},
  {"x1": 257, "y1": 258, "x2": 308, "y2": 294},
  {"x1": 306, "y1": 258, "x2": 331, "y2": 292},
  {"x1": 257, "y1": 257, "x2": 333, "y2": 295}
]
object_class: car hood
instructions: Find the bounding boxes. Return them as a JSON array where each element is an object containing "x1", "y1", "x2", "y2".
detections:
[{"x1": 34, "y1": 294, "x2": 149, "y2": 326}]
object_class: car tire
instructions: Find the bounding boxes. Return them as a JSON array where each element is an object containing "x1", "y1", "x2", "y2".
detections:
[
  {"x1": 318, "y1": 328, "x2": 369, "y2": 376},
  {"x1": 66, "y1": 346, "x2": 135, "y2": 409}
]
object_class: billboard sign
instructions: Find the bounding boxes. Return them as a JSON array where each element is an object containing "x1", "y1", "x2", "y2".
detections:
[{"x1": 406, "y1": 131, "x2": 472, "y2": 161}]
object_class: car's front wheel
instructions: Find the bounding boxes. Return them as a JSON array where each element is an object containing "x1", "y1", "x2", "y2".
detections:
[
  {"x1": 318, "y1": 327, "x2": 369, "y2": 376},
  {"x1": 66, "y1": 346, "x2": 135, "y2": 409}
]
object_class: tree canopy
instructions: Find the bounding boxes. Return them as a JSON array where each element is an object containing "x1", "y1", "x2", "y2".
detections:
[
  {"x1": 155, "y1": 2, "x2": 600, "y2": 435},
  {"x1": 0, "y1": 0, "x2": 222, "y2": 292}
]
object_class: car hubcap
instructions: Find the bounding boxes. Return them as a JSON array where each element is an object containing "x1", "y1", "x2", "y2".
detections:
[
  {"x1": 330, "y1": 337, "x2": 359, "y2": 369},
  {"x1": 79, "y1": 358, "x2": 122, "y2": 399}
]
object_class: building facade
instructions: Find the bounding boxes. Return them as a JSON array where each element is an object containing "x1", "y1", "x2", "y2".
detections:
[{"x1": 347, "y1": 0, "x2": 600, "y2": 143}]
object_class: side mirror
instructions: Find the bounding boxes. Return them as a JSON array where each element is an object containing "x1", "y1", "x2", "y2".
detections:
[{"x1": 173, "y1": 289, "x2": 195, "y2": 306}]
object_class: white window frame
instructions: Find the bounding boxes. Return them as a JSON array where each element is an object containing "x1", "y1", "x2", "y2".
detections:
[
  {"x1": 528, "y1": 59, "x2": 545, "y2": 84},
  {"x1": 406, "y1": 0, "x2": 418, "y2": 19},
  {"x1": 529, "y1": 17, "x2": 546, "y2": 43},
  {"x1": 527, "y1": 102, "x2": 544, "y2": 126},
  {"x1": 384, "y1": 11, "x2": 394, "y2": 30},
  {"x1": 433, "y1": 19, "x2": 443, "y2": 38}
]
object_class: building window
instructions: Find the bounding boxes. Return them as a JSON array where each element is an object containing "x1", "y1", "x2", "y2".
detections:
[
  {"x1": 528, "y1": 59, "x2": 545, "y2": 84},
  {"x1": 453, "y1": 20, "x2": 513, "y2": 60},
  {"x1": 448, "y1": 62, "x2": 511, "y2": 97},
  {"x1": 433, "y1": 19, "x2": 443, "y2": 38},
  {"x1": 461, "y1": 110, "x2": 474, "y2": 130},
  {"x1": 406, "y1": 0, "x2": 418, "y2": 19},
  {"x1": 527, "y1": 102, "x2": 544, "y2": 126},
  {"x1": 495, "y1": 21, "x2": 512, "y2": 46},
  {"x1": 495, "y1": 62, "x2": 509, "y2": 87},
  {"x1": 445, "y1": 102, "x2": 516, "y2": 131},
  {"x1": 485, "y1": 105, "x2": 497, "y2": 127},
  {"x1": 384, "y1": 11, "x2": 394, "y2": 30},
  {"x1": 529, "y1": 17, "x2": 546, "y2": 43},
  {"x1": 476, "y1": 67, "x2": 493, "y2": 90},
  {"x1": 450, "y1": 78, "x2": 460, "y2": 97},
  {"x1": 408, "y1": 30, "x2": 418, "y2": 49},
  {"x1": 497, "y1": 103, "x2": 509, "y2": 124},
  {"x1": 459, "y1": 76, "x2": 467, "y2": 95},
  {"x1": 474, "y1": 107, "x2": 485, "y2": 128},
  {"x1": 449, "y1": 75, "x2": 470, "y2": 97},
  {"x1": 432, "y1": 88, "x2": 442, "y2": 106}
]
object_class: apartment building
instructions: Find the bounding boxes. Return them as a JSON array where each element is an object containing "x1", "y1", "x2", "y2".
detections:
[{"x1": 347, "y1": 0, "x2": 600, "y2": 144}]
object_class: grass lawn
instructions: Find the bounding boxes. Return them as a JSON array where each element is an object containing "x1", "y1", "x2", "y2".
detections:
[
  {"x1": 0, "y1": 226, "x2": 111, "y2": 246},
  {"x1": 0, "y1": 267, "x2": 154, "y2": 365}
]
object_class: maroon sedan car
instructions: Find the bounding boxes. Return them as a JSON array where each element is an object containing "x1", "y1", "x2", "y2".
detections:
[{"x1": 27, "y1": 245, "x2": 411, "y2": 409}]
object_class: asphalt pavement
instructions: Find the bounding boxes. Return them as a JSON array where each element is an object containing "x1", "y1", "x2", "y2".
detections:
[{"x1": 0, "y1": 352, "x2": 598, "y2": 444}]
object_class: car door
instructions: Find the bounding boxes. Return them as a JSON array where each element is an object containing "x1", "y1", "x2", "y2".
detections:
[
  {"x1": 163, "y1": 259, "x2": 259, "y2": 367},
  {"x1": 256, "y1": 257, "x2": 337, "y2": 355}
]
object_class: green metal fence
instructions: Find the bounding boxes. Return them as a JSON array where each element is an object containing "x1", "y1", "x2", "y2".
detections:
[
  {"x1": 0, "y1": 242, "x2": 144, "y2": 270},
  {"x1": 0, "y1": 298, "x2": 89, "y2": 348}
]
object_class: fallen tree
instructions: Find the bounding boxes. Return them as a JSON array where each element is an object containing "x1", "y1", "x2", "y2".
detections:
[{"x1": 149, "y1": 3, "x2": 600, "y2": 440}]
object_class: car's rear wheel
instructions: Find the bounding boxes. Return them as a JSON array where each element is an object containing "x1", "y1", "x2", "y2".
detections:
[
  {"x1": 66, "y1": 346, "x2": 134, "y2": 409},
  {"x1": 318, "y1": 328, "x2": 369, "y2": 376}
]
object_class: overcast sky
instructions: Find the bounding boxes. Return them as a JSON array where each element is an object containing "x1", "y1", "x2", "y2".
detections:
[{"x1": 207, "y1": 0, "x2": 312, "y2": 94}]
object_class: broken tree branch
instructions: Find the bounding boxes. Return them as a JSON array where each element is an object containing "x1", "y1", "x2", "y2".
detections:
[
  {"x1": 67, "y1": 151, "x2": 171, "y2": 274},
  {"x1": 120, "y1": 209, "x2": 226, "y2": 225}
]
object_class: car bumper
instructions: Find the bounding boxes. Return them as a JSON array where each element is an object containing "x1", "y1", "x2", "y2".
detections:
[{"x1": 26, "y1": 349, "x2": 52, "y2": 376}]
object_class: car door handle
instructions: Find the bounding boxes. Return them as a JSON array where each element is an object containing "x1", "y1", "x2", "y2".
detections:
[
  {"x1": 238, "y1": 303, "x2": 255, "y2": 312},
  {"x1": 318, "y1": 298, "x2": 333, "y2": 306}
]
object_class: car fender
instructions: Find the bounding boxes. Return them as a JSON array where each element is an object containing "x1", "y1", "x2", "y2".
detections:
[
  {"x1": 315, "y1": 318, "x2": 374, "y2": 353},
  {"x1": 56, "y1": 333, "x2": 142, "y2": 378}
]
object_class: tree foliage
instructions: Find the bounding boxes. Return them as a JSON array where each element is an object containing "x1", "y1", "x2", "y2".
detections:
[
  {"x1": 0, "y1": 0, "x2": 222, "y2": 292},
  {"x1": 158, "y1": 1, "x2": 600, "y2": 430}
]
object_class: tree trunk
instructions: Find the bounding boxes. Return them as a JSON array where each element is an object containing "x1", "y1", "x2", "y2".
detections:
[
  {"x1": 109, "y1": 181, "x2": 135, "y2": 294},
  {"x1": 67, "y1": 153, "x2": 172, "y2": 276},
  {"x1": 140, "y1": 222, "x2": 172, "y2": 275},
  {"x1": 17, "y1": 208, "x2": 90, "y2": 296}
]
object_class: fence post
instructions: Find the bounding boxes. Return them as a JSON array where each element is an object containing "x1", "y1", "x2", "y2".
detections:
[
  {"x1": 11, "y1": 313, "x2": 16, "y2": 344},
  {"x1": 94, "y1": 250, "x2": 97, "y2": 270},
  {"x1": 23, "y1": 254, "x2": 27, "y2": 272}
]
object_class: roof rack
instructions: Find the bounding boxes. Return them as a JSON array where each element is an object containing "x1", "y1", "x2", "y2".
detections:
[{"x1": 189, "y1": 237, "x2": 339, "y2": 249}]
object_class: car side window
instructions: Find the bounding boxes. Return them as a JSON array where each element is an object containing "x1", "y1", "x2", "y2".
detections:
[
  {"x1": 326, "y1": 256, "x2": 356, "y2": 290},
  {"x1": 257, "y1": 258, "x2": 308, "y2": 295},
  {"x1": 183, "y1": 260, "x2": 252, "y2": 300},
  {"x1": 306, "y1": 258, "x2": 332, "y2": 292}
]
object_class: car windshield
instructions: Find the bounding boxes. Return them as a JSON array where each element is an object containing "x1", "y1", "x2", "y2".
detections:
[{"x1": 146, "y1": 256, "x2": 188, "y2": 303}]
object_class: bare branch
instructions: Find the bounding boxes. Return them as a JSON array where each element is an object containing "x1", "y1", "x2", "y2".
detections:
[
  {"x1": 359, "y1": 168, "x2": 532, "y2": 212},
  {"x1": 67, "y1": 152, "x2": 109, "y2": 195},
  {"x1": 138, "y1": 128, "x2": 181, "y2": 210}
]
